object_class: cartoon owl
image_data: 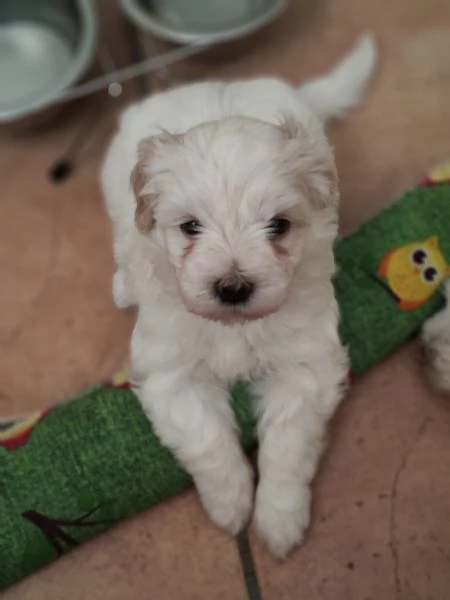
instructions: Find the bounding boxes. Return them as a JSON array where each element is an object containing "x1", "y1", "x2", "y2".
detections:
[
  {"x1": 428, "y1": 162, "x2": 450, "y2": 184},
  {"x1": 378, "y1": 236, "x2": 450, "y2": 310}
]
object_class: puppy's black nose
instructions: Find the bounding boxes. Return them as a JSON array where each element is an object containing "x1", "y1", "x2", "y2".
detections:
[{"x1": 214, "y1": 279, "x2": 255, "y2": 306}]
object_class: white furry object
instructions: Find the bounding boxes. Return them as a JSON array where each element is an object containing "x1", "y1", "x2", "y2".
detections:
[
  {"x1": 422, "y1": 279, "x2": 450, "y2": 392},
  {"x1": 101, "y1": 35, "x2": 377, "y2": 558}
]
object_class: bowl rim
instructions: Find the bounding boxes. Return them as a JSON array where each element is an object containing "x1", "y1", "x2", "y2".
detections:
[
  {"x1": 0, "y1": 0, "x2": 97, "y2": 124},
  {"x1": 119, "y1": 0, "x2": 287, "y2": 45}
]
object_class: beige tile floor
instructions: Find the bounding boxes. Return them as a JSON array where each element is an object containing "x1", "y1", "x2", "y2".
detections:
[{"x1": 2, "y1": 0, "x2": 450, "y2": 598}]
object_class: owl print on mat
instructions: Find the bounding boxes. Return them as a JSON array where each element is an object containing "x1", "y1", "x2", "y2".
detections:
[{"x1": 378, "y1": 236, "x2": 450, "y2": 310}]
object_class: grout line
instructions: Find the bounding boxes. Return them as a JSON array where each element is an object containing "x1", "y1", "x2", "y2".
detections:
[{"x1": 236, "y1": 531, "x2": 264, "y2": 600}]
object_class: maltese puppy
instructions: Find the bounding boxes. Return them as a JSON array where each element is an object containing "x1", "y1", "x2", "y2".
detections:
[{"x1": 101, "y1": 35, "x2": 376, "y2": 558}]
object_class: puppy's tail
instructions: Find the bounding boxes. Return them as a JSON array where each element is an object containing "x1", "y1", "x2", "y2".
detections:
[{"x1": 297, "y1": 34, "x2": 377, "y2": 122}]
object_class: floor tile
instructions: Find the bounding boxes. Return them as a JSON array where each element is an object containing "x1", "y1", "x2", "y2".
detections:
[
  {"x1": 3, "y1": 491, "x2": 248, "y2": 600},
  {"x1": 249, "y1": 345, "x2": 450, "y2": 600}
]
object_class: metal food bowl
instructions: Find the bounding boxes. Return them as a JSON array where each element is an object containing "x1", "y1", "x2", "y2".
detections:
[
  {"x1": 119, "y1": 0, "x2": 286, "y2": 45},
  {"x1": 0, "y1": 0, "x2": 96, "y2": 125}
]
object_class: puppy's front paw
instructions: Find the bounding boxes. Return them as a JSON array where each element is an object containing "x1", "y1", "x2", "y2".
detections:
[
  {"x1": 254, "y1": 479, "x2": 311, "y2": 559},
  {"x1": 197, "y1": 461, "x2": 254, "y2": 535}
]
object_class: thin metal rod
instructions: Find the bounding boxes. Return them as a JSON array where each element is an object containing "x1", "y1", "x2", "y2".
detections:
[
  {"x1": 53, "y1": 40, "x2": 213, "y2": 104},
  {"x1": 125, "y1": 23, "x2": 151, "y2": 95},
  {"x1": 139, "y1": 33, "x2": 172, "y2": 81},
  {"x1": 49, "y1": 96, "x2": 111, "y2": 182},
  {"x1": 97, "y1": 43, "x2": 120, "y2": 84}
]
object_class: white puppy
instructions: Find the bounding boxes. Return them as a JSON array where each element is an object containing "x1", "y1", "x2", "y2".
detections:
[{"x1": 101, "y1": 36, "x2": 376, "y2": 558}]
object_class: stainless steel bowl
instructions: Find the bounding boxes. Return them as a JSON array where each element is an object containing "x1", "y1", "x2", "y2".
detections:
[
  {"x1": 119, "y1": 0, "x2": 286, "y2": 45},
  {"x1": 0, "y1": 0, "x2": 97, "y2": 125}
]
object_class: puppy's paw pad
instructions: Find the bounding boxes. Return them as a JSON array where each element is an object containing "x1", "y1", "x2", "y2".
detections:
[
  {"x1": 254, "y1": 481, "x2": 311, "y2": 559},
  {"x1": 199, "y1": 463, "x2": 254, "y2": 535}
]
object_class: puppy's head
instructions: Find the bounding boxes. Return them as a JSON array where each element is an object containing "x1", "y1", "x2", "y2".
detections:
[{"x1": 131, "y1": 115, "x2": 338, "y2": 323}]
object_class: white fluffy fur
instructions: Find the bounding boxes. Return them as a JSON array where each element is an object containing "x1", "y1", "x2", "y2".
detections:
[
  {"x1": 298, "y1": 34, "x2": 376, "y2": 120},
  {"x1": 101, "y1": 36, "x2": 376, "y2": 558},
  {"x1": 422, "y1": 279, "x2": 450, "y2": 392}
]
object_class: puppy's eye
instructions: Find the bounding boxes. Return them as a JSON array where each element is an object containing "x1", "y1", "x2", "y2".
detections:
[
  {"x1": 266, "y1": 217, "x2": 291, "y2": 238},
  {"x1": 180, "y1": 220, "x2": 202, "y2": 236}
]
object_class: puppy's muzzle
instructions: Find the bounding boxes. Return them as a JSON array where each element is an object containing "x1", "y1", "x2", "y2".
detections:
[{"x1": 213, "y1": 278, "x2": 255, "y2": 306}]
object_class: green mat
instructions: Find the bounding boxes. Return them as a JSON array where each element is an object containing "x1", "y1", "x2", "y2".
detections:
[
  {"x1": 1, "y1": 173, "x2": 450, "y2": 589},
  {"x1": 335, "y1": 183, "x2": 450, "y2": 372}
]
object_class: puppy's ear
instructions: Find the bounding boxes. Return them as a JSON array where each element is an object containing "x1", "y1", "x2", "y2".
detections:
[
  {"x1": 131, "y1": 169, "x2": 153, "y2": 234},
  {"x1": 278, "y1": 116, "x2": 339, "y2": 210},
  {"x1": 278, "y1": 116, "x2": 305, "y2": 141},
  {"x1": 131, "y1": 132, "x2": 180, "y2": 234}
]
